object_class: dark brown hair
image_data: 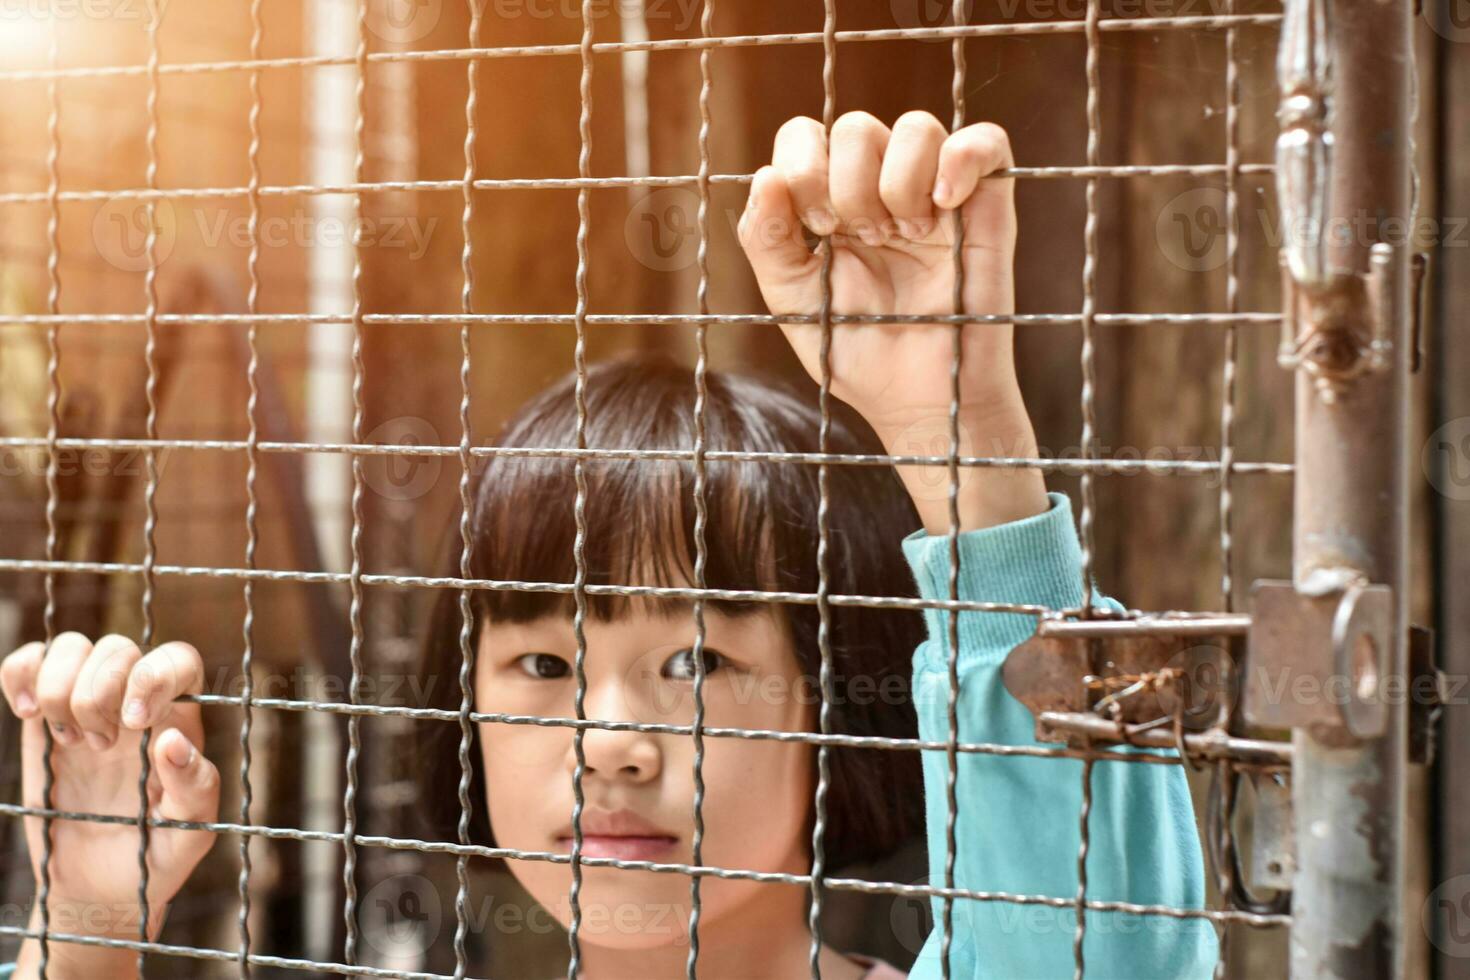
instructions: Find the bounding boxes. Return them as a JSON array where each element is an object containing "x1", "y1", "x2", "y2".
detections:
[{"x1": 417, "y1": 353, "x2": 925, "y2": 872}]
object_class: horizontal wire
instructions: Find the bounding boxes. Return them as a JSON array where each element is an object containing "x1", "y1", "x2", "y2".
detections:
[
  {"x1": 0, "y1": 435, "x2": 1295, "y2": 478},
  {"x1": 0, "y1": 558, "x2": 1284, "y2": 620},
  {"x1": 0, "y1": 312, "x2": 1283, "y2": 329},
  {"x1": 0, "y1": 803, "x2": 1290, "y2": 928},
  {"x1": 0, "y1": 926, "x2": 474, "y2": 980},
  {"x1": 0, "y1": 163, "x2": 1274, "y2": 206},
  {"x1": 184, "y1": 693, "x2": 1206, "y2": 764},
  {"x1": 0, "y1": 14, "x2": 1283, "y2": 84}
]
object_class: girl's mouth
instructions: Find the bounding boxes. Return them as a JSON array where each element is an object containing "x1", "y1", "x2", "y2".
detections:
[{"x1": 555, "y1": 835, "x2": 679, "y2": 861}]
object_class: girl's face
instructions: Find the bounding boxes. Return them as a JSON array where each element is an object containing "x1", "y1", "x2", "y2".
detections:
[{"x1": 474, "y1": 603, "x2": 818, "y2": 950}]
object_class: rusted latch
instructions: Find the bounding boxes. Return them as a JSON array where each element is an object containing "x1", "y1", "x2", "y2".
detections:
[
  {"x1": 1001, "y1": 615, "x2": 1291, "y2": 767},
  {"x1": 1001, "y1": 599, "x2": 1436, "y2": 767},
  {"x1": 1000, "y1": 616, "x2": 1242, "y2": 730}
]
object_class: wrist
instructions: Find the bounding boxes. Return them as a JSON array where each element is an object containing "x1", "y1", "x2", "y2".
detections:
[
  {"x1": 14, "y1": 899, "x2": 143, "y2": 980},
  {"x1": 879, "y1": 399, "x2": 1049, "y2": 535}
]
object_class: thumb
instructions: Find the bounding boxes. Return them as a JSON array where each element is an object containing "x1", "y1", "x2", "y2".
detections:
[
  {"x1": 149, "y1": 727, "x2": 218, "y2": 865},
  {"x1": 739, "y1": 166, "x2": 821, "y2": 317}
]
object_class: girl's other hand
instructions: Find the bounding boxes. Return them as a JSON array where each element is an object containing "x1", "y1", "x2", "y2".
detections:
[
  {"x1": 740, "y1": 111, "x2": 1047, "y2": 532},
  {"x1": 1, "y1": 633, "x2": 218, "y2": 978}
]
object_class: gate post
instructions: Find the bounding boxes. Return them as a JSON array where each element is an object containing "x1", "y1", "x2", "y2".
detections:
[{"x1": 1274, "y1": 0, "x2": 1415, "y2": 976}]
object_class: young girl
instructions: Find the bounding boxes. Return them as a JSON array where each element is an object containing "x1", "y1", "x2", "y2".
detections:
[{"x1": 0, "y1": 111, "x2": 1219, "y2": 978}]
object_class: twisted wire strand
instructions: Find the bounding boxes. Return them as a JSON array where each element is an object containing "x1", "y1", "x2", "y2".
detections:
[
  {"x1": 685, "y1": 0, "x2": 715, "y2": 975},
  {"x1": 565, "y1": 2, "x2": 596, "y2": 976},
  {"x1": 135, "y1": 2, "x2": 166, "y2": 971},
  {"x1": 0, "y1": 162, "x2": 1280, "y2": 208},
  {"x1": 0, "y1": 314, "x2": 1287, "y2": 333},
  {"x1": 1214, "y1": 3, "x2": 1243, "y2": 975},
  {"x1": 453, "y1": 1, "x2": 485, "y2": 976},
  {"x1": 1073, "y1": 755, "x2": 1096, "y2": 979},
  {"x1": 1073, "y1": 1, "x2": 1104, "y2": 973},
  {"x1": 0, "y1": 14, "x2": 1285, "y2": 84},
  {"x1": 340, "y1": 0, "x2": 371, "y2": 964},
  {"x1": 939, "y1": 3, "x2": 969, "y2": 976},
  {"x1": 0, "y1": 554, "x2": 1292, "y2": 616},
  {"x1": 0, "y1": 434, "x2": 1296, "y2": 479},
  {"x1": 36, "y1": 11, "x2": 64, "y2": 978},
  {"x1": 806, "y1": 2, "x2": 838, "y2": 975},
  {"x1": 0, "y1": 807, "x2": 1291, "y2": 927},
  {"x1": 236, "y1": 0, "x2": 266, "y2": 972}
]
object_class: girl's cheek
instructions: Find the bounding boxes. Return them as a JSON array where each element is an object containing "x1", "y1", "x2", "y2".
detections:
[{"x1": 480, "y1": 724, "x2": 570, "y2": 772}]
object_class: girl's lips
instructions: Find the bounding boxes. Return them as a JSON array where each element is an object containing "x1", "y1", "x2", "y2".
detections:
[{"x1": 556, "y1": 835, "x2": 679, "y2": 861}]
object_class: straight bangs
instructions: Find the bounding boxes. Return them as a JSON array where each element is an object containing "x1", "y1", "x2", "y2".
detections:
[{"x1": 467, "y1": 356, "x2": 823, "y2": 625}]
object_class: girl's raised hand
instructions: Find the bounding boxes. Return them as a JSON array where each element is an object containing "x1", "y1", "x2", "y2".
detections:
[
  {"x1": 1, "y1": 633, "x2": 218, "y2": 976},
  {"x1": 740, "y1": 111, "x2": 1047, "y2": 532}
]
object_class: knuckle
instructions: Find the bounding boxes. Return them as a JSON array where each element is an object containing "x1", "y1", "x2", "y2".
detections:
[
  {"x1": 779, "y1": 114, "x2": 820, "y2": 133},
  {"x1": 69, "y1": 685, "x2": 97, "y2": 720},
  {"x1": 35, "y1": 677, "x2": 71, "y2": 714},
  {"x1": 895, "y1": 110, "x2": 944, "y2": 136},
  {"x1": 832, "y1": 111, "x2": 881, "y2": 140}
]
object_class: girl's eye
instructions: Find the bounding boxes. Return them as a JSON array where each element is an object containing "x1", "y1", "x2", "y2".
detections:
[
  {"x1": 661, "y1": 647, "x2": 725, "y2": 681},
  {"x1": 513, "y1": 653, "x2": 571, "y2": 680}
]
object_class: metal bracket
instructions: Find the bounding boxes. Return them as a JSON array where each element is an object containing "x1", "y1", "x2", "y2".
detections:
[
  {"x1": 1278, "y1": 245, "x2": 1396, "y2": 403},
  {"x1": 1243, "y1": 579, "x2": 1393, "y2": 743}
]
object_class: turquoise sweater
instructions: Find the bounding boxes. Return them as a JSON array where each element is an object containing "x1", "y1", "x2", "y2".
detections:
[
  {"x1": 1, "y1": 492, "x2": 1216, "y2": 979},
  {"x1": 901, "y1": 491, "x2": 1218, "y2": 978}
]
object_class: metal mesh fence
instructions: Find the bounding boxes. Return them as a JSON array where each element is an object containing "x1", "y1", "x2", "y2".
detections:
[{"x1": 0, "y1": 0, "x2": 1421, "y2": 977}]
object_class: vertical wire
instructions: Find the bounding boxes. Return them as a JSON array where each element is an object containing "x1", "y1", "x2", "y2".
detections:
[
  {"x1": 1078, "y1": 0, "x2": 1101, "y2": 614},
  {"x1": 805, "y1": 2, "x2": 837, "y2": 977},
  {"x1": 341, "y1": 0, "x2": 370, "y2": 964},
  {"x1": 684, "y1": 0, "x2": 714, "y2": 976},
  {"x1": 938, "y1": 4, "x2": 969, "y2": 978},
  {"x1": 453, "y1": 0, "x2": 485, "y2": 976},
  {"x1": 1073, "y1": 754, "x2": 1095, "y2": 979},
  {"x1": 1213, "y1": 5, "x2": 1242, "y2": 976},
  {"x1": 135, "y1": 0, "x2": 165, "y2": 971},
  {"x1": 565, "y1": 1, "x2": 595, "y2": 976},
  {"x1": 1074, "y1": 1, "x2": 1102, "y2": 976},
  {"x1": 36, "y1": 12, "x2": 63, "y2": 979},
  {"x1": 237, "y1": 0, "x2": 266, "y2": 973}
]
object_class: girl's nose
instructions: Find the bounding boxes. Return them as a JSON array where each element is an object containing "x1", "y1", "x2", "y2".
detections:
[{"x1": 567, "y1": 683, "x2": 663, "y2": 783}]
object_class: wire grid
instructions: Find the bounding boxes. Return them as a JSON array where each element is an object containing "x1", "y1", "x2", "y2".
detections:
[{"x1": 0, "y1": 3, "x2": 1301, "y2": 979}]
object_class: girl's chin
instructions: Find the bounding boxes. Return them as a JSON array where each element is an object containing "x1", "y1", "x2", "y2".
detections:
[{"x1": 526, "y1": 890, "x2": 699, "y2": 950}]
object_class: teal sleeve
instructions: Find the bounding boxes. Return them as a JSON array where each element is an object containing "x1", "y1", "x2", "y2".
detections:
[
  {"x1": 0, "y1": 963, "x2": 13, "y2": 977},
  {"x1": 901, "y1": 491, "x2": 1219, "y2": 980}
]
